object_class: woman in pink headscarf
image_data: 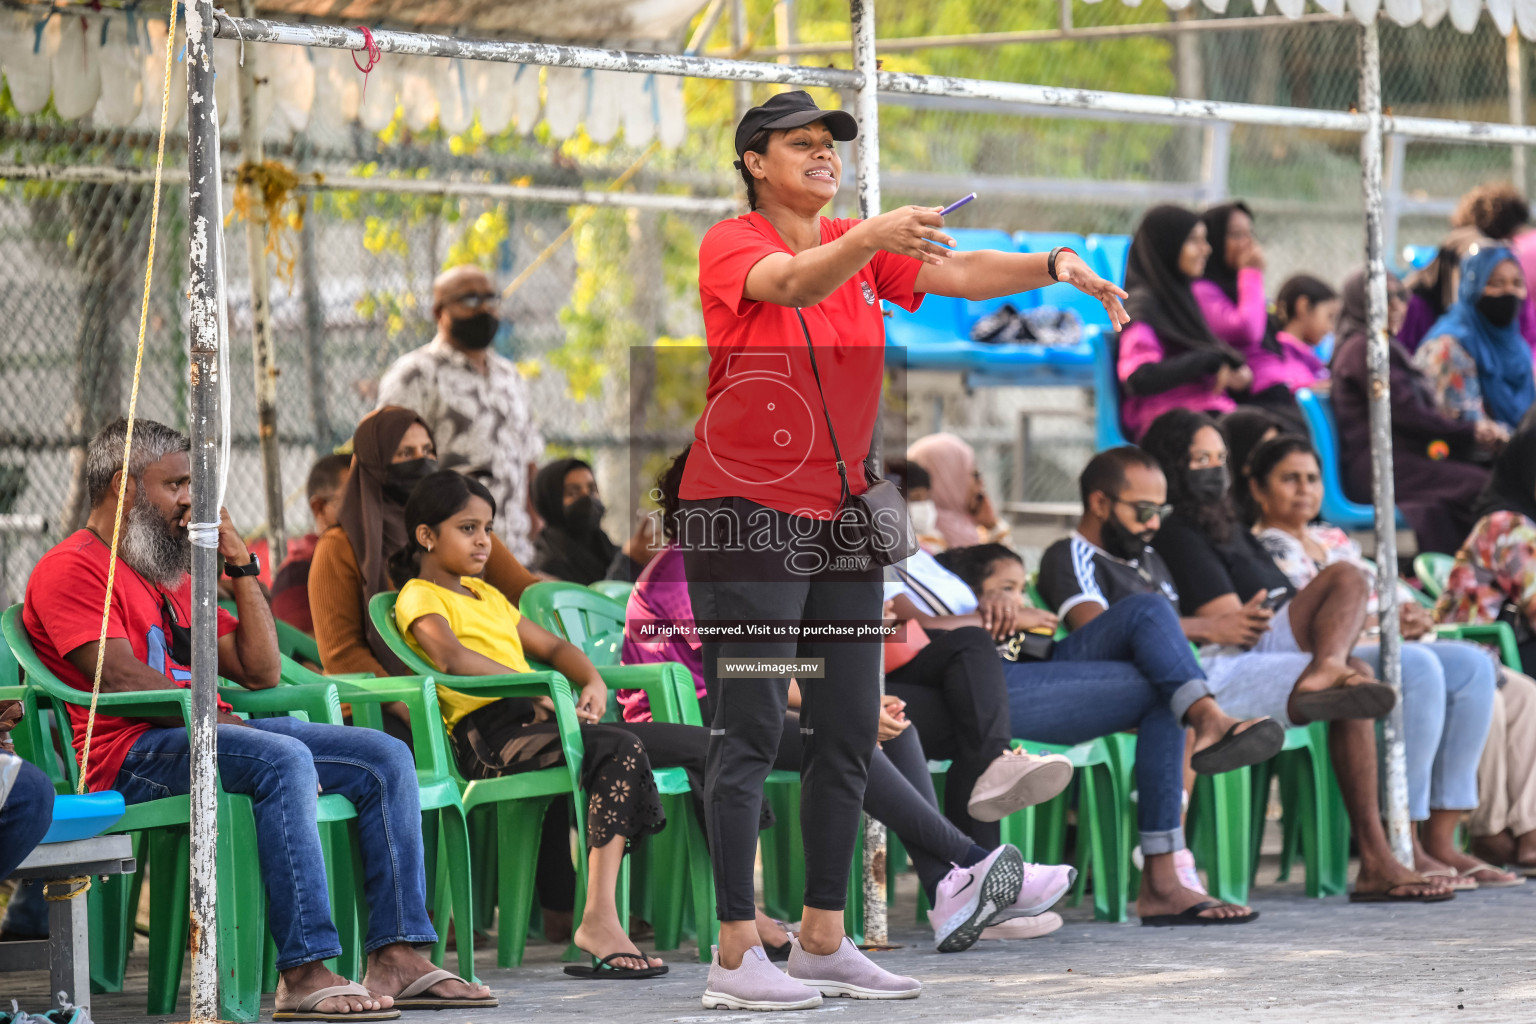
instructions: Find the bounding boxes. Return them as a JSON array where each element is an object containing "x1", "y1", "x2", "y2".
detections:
[{"x1": 906, "y1": 433, "x2": 1009, "y2": 551}]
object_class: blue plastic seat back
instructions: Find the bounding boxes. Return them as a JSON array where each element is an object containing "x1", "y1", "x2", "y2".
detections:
[
  {"x1": 1086, "y1": 234, "x2": 1132, "y2": 288},
  {"x1": 1294, "y1": 388, "x2": 1406, "y2": 530},
  {"x1": 1401, "y1": 245, "x2": 1437, "y2": 271},
  {"x1": 1014, "y1": 231, "x2": 1111, "y2": 329},
  {"x1": 40, "y1": 791, "x2": 127, "y2": 844},
  {"x1": 1092, "y1": 330, "x2": 1130, "y2": 449},
  {"x1": 950, "y1": 228, "x2": 1039, "y2": 324}
]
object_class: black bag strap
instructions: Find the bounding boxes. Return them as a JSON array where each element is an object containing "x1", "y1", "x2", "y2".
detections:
[{"x1": 796, "y1": 308, "x2": 853, "y2": 509}]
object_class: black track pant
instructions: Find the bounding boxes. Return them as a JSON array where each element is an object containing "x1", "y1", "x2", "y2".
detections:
[{"x1": 683, "y1": 496, "x2": 883, "y2": 922}]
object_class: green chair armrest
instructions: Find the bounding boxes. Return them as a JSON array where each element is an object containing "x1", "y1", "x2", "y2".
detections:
[
  {"x1": 221, "y1": 682, "x2": 343, "y2": 724},
  {"x1": 327, "y1": 674, "x2": 455, "y2": 781},
  {"x1": 590, "y1": 663, "x2": 694, "y2": 724},
  {"x1": 43, "y1": 683, "x2": 193, "y2": 721}
]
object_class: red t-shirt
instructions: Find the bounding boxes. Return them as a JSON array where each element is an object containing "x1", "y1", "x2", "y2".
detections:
[
  {"x1": 680, "y1": 213, "x2": 925, "y2": 518},
  {"x1": 23, "y1": 530, "x2": 237, "y2": 793}
]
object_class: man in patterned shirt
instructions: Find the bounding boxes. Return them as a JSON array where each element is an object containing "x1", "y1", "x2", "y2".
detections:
[{"x1": 378, "y1": 265, "x2": 544, "y2": 562}]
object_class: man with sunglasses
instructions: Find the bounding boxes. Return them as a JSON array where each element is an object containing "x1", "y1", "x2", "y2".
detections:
[{"x1": 378, "y1": 264, "x2": 543, "y2": 562}]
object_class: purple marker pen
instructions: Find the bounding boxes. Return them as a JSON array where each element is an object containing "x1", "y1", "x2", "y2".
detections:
[{"x1": 939, "y1": 192, "x2": 977, "y2": 217}]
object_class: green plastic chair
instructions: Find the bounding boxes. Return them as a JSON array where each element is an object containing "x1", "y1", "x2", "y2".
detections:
[
  {"x1": 518, "y1": 581, "x2": 716, "y2": 961},
  {"x1": 1188, "y1": 765, "x2": 1255, "y2": 907},
  {"x1": 219, "y1": 598, "x2": 321, "y2": 665},
  {"x1": 588, "y1": 580, "x2": 636, "y2": 603},
  {"x1": 1433, "y1": 622, "x2": 1524, "y2": 673},
  {"x1": 1414, "y1": 552, "x2": 1454, "y2": 599},
  {"x1": 2, "y1": 605, "x2": 354, "y2": 1022},
  {"x1": 1246, "y1": 722, "x2": 1351, "y2": 898},
  {"x1": 367, "y1": 591, "x2": 591, "y2": 968}
]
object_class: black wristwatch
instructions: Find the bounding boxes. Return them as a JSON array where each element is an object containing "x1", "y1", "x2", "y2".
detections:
[{"x1": 223, "y1": 555, "x2": 261, "y2": 579}]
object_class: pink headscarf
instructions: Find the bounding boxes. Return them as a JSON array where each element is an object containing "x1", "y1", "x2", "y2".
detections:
[{"x1": 906, "y1": 432, "x2": 983, "y2": 549}]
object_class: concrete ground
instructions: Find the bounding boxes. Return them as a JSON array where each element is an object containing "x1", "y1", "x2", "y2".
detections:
[{"x1": 8, "y1": 853, "x2": 1536, "y2": 1024}]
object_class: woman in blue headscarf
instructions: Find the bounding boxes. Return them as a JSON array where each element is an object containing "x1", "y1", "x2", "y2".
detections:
[{"x1": 1414, "y1": 244, "x2": 1536, "y2": 434}]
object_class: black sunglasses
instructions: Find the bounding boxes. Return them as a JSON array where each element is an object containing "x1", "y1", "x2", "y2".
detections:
[{"x1": 1113, "y1": 497, "x2": 1172, "y2": 524}]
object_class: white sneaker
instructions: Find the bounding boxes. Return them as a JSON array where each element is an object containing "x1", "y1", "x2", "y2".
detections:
[
  {"x1": 929, "y1": 845, "x2": 1025, "y2": 953},
  {"x1": 702, "y1": 944, "x2": 823, "y2": 1011},
  {"x1": 927, "y1": 909, "x2": 1065, "y2": 941}
]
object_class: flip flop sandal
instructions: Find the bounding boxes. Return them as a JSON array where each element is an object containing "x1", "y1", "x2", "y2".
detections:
[
  {"x1": 1349, "y1": 883, "x2": 1457, "y2": 903},
  {"x1": 1421, "y1": 868, "x2": 1478, "y2": 891},
  {"x1": 1191, "y1": 719, "x2": 1285, "y2": 775},
  {"x1": 272, "y1": 982, "x2": 401, "y2": 1021},
  {"x1": 563, "y1": 951, "x2": 670, "y2": 980},
  {"x1": 1460, "y1": 862, "x2": 1526, "y2": 888},
  {"x1": 1140, "y1": 899, "x2": 1259, "y2": 926},
  {"x1": 385, "y1": 968, "x2": 499, "y2": 1010},
  {"x1": 1290, "y1": 681, "x2": 1397, "y2": 724}
]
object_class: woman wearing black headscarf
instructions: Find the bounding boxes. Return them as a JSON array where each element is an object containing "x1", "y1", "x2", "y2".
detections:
[
  {"x1": 1329, "y1": 268, "x2": 1494, "y2": 554},
  {"x1": 1435, "y1": 412, "x2": 1536, "y2": 668},
  {"x1": 1116, "y1": 205, "x2": 1251, "y2": 439},
  {"x1": 530, "y1": 458, "x2": 623, "y2": 585}
]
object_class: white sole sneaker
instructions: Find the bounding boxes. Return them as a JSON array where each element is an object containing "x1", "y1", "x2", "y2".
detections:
[
  {"x1": 967, "y1": 756, "x2": 1074, "y2": 823},
  {"x1": 701, "y1": 990, "x2": 823, "y2": 1011},
  {"x1": 990, "y1": 866, "x2": 1077, "y2": 922},
  {"x1": 789, "y1": 978, "x2": 921, "y2": 1000},
  {"x1": 934, "y1": 845, "x2": 1026, "y2": 953}
]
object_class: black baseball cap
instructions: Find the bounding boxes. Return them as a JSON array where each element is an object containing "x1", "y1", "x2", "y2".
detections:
[{"x1": 733, "y1": 90, "x2": 858, "y2": 164}]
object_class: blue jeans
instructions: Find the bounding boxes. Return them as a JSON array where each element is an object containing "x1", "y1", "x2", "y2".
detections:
[
  {"x1": 0, "y1": 756, "x2": 54, "y2": 879},
  {"x1": 1052, "y1": 594, "x2": 1212, "y2": 724},
  {"x1": 1003, "y1": 656, "x2": 1186, "y2": 856},
  {"x1": 114, "y1": 718, "x2": 435, "y2": 971},
  {"x1": 1391, "y1": 641, "x2": 1498, "y2": 820}
]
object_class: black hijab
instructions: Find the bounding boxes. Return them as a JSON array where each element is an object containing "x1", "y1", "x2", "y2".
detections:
[
  {"x1": 1198, "y1": 201, "x2": 1253, "y2": 304},
  {"x1": 1124, "y1": 204, "x2": 1244, "y2": 365},
  {"x1": 531, "y1": 457, "x2": 619, "y2": 585},
  {"x1": 1474, "y1": 409, "x2": 1536, "y2": 522}
]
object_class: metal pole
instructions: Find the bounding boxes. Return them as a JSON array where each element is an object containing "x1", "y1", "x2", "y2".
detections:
[
  {"x1": 1359, "y1": 20, "x2": 1412, "y2": 869},
  {"x1": 1509, "y1": 29, "x2": 1527, "y2": 188},
  {"x1": 238, "y1": 0, "x2": 287, "y2": 566},
  {"x1": 851, "y1": 0, "x2": 888, "y2": 949},
  {"x1": 775, "y1": 0, "x2": 796, "y2": 71},
  {"x1": 297, "y1": 178, "x2": 331, "y2": 452},
  {"x1": 185, "y1": 1, "x2": 223, "y2": 1018},
  {"x1": 730, "y1": 0, "x2": 751, "y2": 120}
]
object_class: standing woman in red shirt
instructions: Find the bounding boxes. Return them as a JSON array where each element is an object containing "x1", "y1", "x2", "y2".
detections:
[{"x1": 684, "y1": 91, "x2": 1128, "y2": 1012}]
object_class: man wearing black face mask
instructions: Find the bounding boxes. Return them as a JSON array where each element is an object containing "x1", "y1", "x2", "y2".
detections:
[{"x1": 378, "y1": 264, "x2": 544, "y2": 563}]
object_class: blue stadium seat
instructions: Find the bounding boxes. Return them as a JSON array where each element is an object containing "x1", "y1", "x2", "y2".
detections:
[
  {"x1": 1015, "y1": 231, "x2": 1112, "y2": 329},
  {"x1": 951, "y1": 228, "x2": 1040, "y2": 323},
  {"x1": 1092, "y1": 330, "x2": 1130, "y2": 449},
  {"x1": 1401, "y1": 245, "x2": 1437, "y2": 271},
  {"x1": 1294, "y1": 388, "x2": 1407, "y2": 530},
  {"x1": 1087, "y1": 234, "x2": 1132, "y2": 288}
]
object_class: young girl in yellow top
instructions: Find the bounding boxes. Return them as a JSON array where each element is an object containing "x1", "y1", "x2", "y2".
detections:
[{"x1": 392, "y1": 470, "x2": 703, "y2": 979}]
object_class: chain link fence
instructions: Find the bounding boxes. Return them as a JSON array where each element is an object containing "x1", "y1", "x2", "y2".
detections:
[{"x1": 1, "y1": 1, "x2": 1533, "y2": 589}]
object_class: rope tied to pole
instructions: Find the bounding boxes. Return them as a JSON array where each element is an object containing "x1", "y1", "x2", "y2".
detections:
[
  {"x1": 43, "y1": 876, "x2": 93, "y2": 902},
  {"x1": 351, "y1": 25, "x2": 381, "y2": 98},
  {"x1": 76, "y1": 0, "x2": 178, "y2": 795}
]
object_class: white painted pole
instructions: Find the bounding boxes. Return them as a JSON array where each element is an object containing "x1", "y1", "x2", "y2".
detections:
[
  {"x1": 851, "y1": 0, "x2": 888, "y2": 949},
  {"x1": 185, "y1": 0, "x2": 223, "y2": 1018},
  {"x1": 237, "y1": 0, "x2": 287, "y2": 568},
  {"x1": 1509, "y1": 29, "x2": 1527, "y2": 188},
  {"x1": 1359, "y1": 20, "x2": 1413, "y2": 869}
]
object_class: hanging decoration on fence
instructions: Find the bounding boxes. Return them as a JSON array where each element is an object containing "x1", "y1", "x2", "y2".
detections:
[{"x1": 0, "y1": 11, "x2": 689, "y2": 149}]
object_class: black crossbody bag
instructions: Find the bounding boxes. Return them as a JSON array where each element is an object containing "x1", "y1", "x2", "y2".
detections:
[{"x1": 796, "y1": 309, "x2": 918, "y2": 567}]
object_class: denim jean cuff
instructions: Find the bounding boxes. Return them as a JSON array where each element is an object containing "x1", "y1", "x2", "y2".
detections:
[
  {"x1": 364, "y1": 933, "x2": 440, "y2": 956},
  {"x1": 1140, "y1": 826, "x2": 1185, "y2": 857},
  {"x1": 1170, "y1": 678, "x2": 1213, "y2": 726},
  {"x1": 276, "y1": 946, "x2": 345, "y2": 973}
]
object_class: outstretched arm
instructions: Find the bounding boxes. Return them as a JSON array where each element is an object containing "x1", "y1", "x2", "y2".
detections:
[{"x1": 915, "y1": 249, "x2": 1128, "y2": 327}]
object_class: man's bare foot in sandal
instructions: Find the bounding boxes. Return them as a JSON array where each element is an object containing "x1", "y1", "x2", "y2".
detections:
[
  {"x1": 362, "y1": 943, "x2": 493, "y2": 1006},
  {"x1": 277, "y1": 961, "x2": 393, "y2": 1018},
  {"x1": 574, "y1": 916, "x2": 664, "y2": 971},
  {"x1": 1135, "y1": 851, "x2": 1255, "y2": 923},
  {"x1": 1186, "y1": 697, "x2": 1284, "y2": 775},
  {"x1": 1419, "y1": 815, "x2": 1523, "y2": 886}
]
